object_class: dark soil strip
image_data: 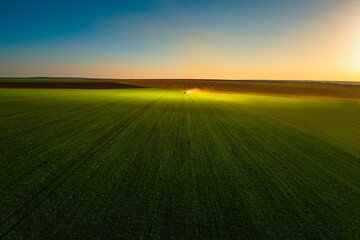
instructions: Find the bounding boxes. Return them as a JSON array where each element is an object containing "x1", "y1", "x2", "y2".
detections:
[{"x1": 0, "y1": 82, "x2": 146, "y2": 89}]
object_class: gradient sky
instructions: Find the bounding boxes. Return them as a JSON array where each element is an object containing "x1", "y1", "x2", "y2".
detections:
[{"x1": 1, "y1": 0, "x2": 360, "y2": 80}]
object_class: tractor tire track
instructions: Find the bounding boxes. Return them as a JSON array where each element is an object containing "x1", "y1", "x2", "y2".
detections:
[
  {"x1": 0, "y1": 94, "x2": 151, "y2": 185},
  {"x1": 1, "y1": 98, "x2": 127, "y2": 165},
  {"x1": 0, "y1": 94, "x2": 144, "y2": 185},
  {"x1": 0, "y1": 94, "x2": 109, "y2": 118},
  {"x1": 0, "y1": 97, "x2": 160, "y2": 238},
  {"x1": 0, "y1": 100, "x2": 122, "y2": 143},
  {"x1": 0, "y1": 100, "x2": 81, "y2": 118},
  {"x1": 0, "y1": 103, "x2": 124, "y2": 184}
]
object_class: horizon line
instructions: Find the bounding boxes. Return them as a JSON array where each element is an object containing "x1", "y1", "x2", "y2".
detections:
[{"x1": 0, "y1": 77, "x2": 360, "y2": 83}]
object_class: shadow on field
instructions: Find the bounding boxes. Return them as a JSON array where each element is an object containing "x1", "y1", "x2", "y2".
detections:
[{"x1": 0, "y1": 82, "x2": 147, "y2": 89}]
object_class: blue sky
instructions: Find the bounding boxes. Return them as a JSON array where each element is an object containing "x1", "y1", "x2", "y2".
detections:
[{"x1": 1, "y1": 0, "x2": 360, "y2": 80}]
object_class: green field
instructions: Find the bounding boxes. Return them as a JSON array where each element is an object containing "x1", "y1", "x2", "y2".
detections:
[{"x1": 1, "y1": 87, "x2": 360, "y2": 239}]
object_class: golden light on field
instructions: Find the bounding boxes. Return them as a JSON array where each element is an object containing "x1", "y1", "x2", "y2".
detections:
[{"x1": 185, "y1": 88, "x2": 201, "y2": 94}]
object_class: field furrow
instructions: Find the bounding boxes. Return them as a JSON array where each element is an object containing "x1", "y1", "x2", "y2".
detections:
[
  {"x1": 0, "y1": 88, "x2": 359, "y2": 239},
  {"x1": 0, "y1": 94, "x2": 162, "y2": 237}
]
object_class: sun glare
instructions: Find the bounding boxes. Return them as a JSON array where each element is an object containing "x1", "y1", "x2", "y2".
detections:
[{"x1": 344, "y1": 33, "x2": 360, "y2": 72}]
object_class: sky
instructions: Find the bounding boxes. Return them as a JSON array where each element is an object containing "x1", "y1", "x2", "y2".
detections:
[{"x1": 1, "y1": 0, "x2": 360, "y2": 81}]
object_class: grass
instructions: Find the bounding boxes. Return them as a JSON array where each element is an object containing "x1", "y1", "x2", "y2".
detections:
[{"x1": 0, "y1": 87, "x2": 359, "y2": 239}]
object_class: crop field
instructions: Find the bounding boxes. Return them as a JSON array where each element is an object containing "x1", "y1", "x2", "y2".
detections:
[
  {"x1": 106, "y1": 79, "x2": 360, "y2": 102},
  {"x1": 0, "y1": 80, "x2": 360, "y2": 239}
]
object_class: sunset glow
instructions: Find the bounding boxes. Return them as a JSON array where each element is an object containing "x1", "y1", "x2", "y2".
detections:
[
  {"x1": 1, "y1": 0, "x2": 360, "y2": 81},
  {"x1": 352, "y1": 34, "x2": 360, "y2": 71}
]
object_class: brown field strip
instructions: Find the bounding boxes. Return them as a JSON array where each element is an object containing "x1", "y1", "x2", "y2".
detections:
[
  {"x1": 0, "y1": 82, "x2": 146, "y2": 89},
  {"x1": 105, "y1": 79, "x2": 184, "y2": 90}
]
